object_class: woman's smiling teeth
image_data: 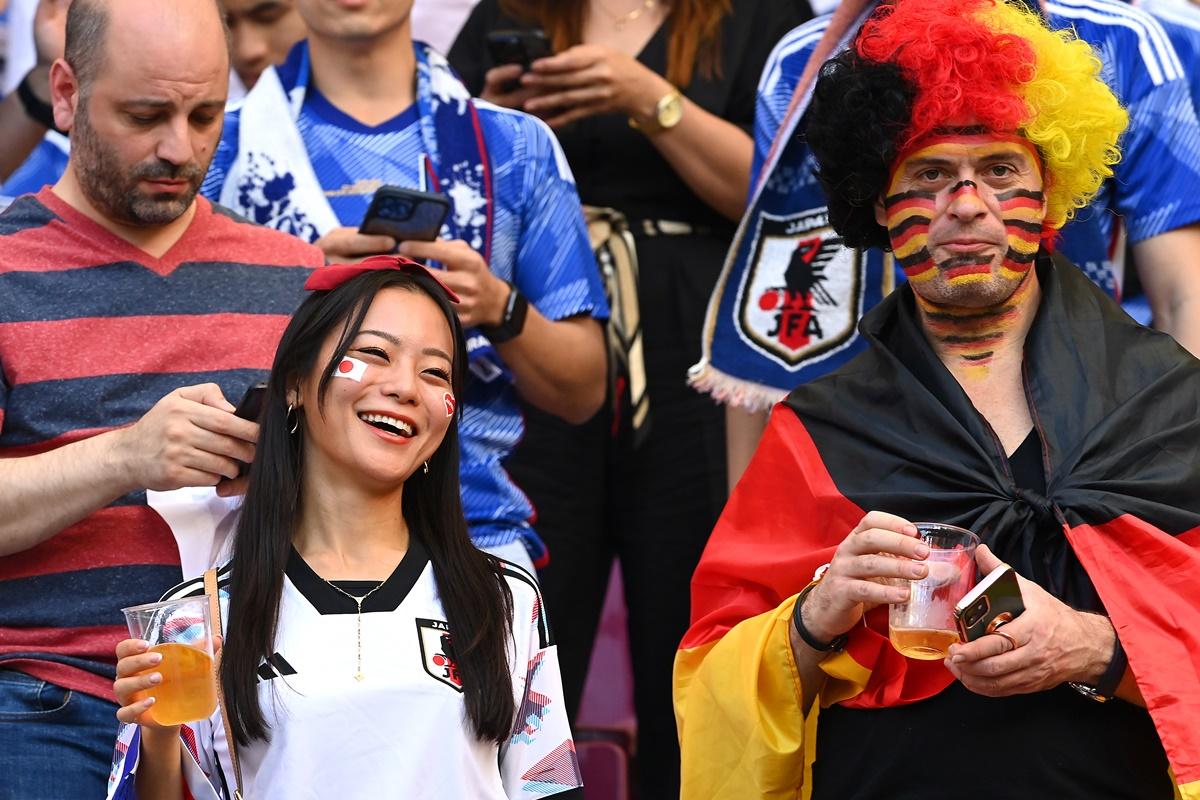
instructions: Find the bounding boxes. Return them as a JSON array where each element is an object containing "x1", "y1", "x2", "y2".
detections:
[{"x1": 359, "y1": 412, "x2": 415, "y2": 437}]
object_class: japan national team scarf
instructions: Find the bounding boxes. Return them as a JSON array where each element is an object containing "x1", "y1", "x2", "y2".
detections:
[
  {"x1": 675, "y1": 256, "x2": 1200, "y2": 799},
  {"x1": 689, "y1": 1, "x2": 878, "y2": 411},
  {"x1": 218, "y1": 41, "x2": 503, "y2": 373}
]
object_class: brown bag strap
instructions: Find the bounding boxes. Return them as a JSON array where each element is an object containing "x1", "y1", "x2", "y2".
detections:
[
  {"x1": 582, "y1": 205, "x2": 650, "y2": 445},
  {"x1": 204, "y1": 568, "x2": 244, "y2": 799}
]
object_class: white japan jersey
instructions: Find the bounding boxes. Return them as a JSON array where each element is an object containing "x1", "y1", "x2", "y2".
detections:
[{"x1": 107, "y1": 539, "x2": 582, "y2": 799}]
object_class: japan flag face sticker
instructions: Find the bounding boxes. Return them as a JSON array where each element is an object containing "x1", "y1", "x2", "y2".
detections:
[
  {"x1": 443, "y1": 393, "x2": 456, "y2": 417},
  {"x1": 334, "y1": 356, "x2": 368, "y2": 382}
]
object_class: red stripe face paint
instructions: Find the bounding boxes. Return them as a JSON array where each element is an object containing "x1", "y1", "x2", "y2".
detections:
[
  {"x1": 444, "y1": 392, "x2": 456, "y2": 417},
  {"x1": 885, "y1": 132, "x2": 1046, "y2": 379},
  {"x1": 996, "y1": 188, "x2": 1045, "y2": 280},
  {"x1": 884, "y1": 189, "x2": 938, "y2": 283},
  {"x1": 884, "y1": 133, "x2": 1046, "y2": 298}
]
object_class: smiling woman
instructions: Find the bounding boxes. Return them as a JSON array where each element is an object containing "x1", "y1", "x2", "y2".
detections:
[{"x1": 106, "y1": 257, "x2": 582, "y2": 800}]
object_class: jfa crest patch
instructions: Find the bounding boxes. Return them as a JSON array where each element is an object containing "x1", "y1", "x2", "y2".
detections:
[
  {"x1": 738, "y1": 209, "x2": 864, "y2": 365},
  {"x1": 416, "y1": 618, "x2": 463, "y2": 692}
]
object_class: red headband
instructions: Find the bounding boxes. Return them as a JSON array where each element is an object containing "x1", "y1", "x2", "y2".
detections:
[{"x1": 304, "y1": 255, "x2": 461, "y2": 303}]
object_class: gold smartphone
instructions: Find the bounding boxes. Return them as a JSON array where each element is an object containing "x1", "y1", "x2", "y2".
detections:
[{"x1": 954, "y1": 564, "x2": 1025, "y2": 642}]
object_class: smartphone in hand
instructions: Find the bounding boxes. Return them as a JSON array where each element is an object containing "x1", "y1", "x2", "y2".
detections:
[
  {"x1": 954, "y1": 564, "x2": 1025, "y2": 642},
  {"x1": 486, "y1": 29, "x2": 553, "y2": 71},
  {"x1": 232, "y1": 382, "x2": 267, "y2": 478},
  {"x1": 359, "y1": 186, "x2": 450, "y2": 243}
]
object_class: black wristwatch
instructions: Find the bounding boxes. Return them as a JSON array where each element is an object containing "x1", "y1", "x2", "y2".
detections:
[
  {"x1": 1069, "y1": 621, "x2": 1127, "y2": 703},
  {"x1": 480, "y1": 281, "x2": 529, "y2": 343}
]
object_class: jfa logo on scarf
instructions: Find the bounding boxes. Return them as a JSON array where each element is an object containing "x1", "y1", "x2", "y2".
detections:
[
  {"x1": 416, "y1": 618, "x2": 463, "y2": 692},
  {"x1": 739, "y1": 209, "x2": 864, "y2": 365}
]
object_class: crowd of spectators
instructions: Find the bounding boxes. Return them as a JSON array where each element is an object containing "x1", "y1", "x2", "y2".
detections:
[{"x1": 1, "y1": 0, "x2": 1198, "y2": 798}]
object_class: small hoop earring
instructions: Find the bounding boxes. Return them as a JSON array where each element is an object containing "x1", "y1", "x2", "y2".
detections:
[
  {"x1": 422, "y1": 460, "x2": 430, "y2": 475},
  {"x1": 286, "y1": 403, "x2": 299, "y2": 435}
]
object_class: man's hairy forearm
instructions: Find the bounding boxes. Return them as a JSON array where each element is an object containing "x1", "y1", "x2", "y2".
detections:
[{"x1": 0, "y1": 429, "x2": 136, "y2": 556}]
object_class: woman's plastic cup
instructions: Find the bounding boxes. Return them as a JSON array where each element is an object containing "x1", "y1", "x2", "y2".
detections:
[
  {"x1": 121, "y1": 595, "x2": 218, "y2": 726},
  {"x1": 888, "y1": 522, "x2": 979, "y2": 660}
]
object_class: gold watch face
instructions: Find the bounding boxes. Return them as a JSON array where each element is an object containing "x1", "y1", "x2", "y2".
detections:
[{"x1": 657, "y1": 92, "x2": 684, "y2": 130}]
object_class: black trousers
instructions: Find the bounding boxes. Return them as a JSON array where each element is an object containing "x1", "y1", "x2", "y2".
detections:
[{"x1": 506, "y1": 233, "x2": 728, "y2": 799}]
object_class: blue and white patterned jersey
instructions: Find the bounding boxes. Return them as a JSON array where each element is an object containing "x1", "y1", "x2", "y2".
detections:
[
  {"x1": 203, "y1": 47, "x2": 607, "y2": 560},
  {"x1": 1135, "y1": 0, "x2": 1200, "y2": 112},
  {"x1": 1045, "y1": 0, "x2": 1200, "y2": 293},
  {"x1": 0, "y1": 133, "x2": 68, "y2": 199}
]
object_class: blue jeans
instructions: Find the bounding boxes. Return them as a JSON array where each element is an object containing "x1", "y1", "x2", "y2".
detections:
[{"x1": 0, "y1": 669, "x2": 118, "y2": 800}]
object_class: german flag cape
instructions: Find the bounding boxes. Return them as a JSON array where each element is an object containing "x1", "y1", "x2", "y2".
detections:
[{"x1": 675, "y1": 255, "x2": 1200, "y2": 799}]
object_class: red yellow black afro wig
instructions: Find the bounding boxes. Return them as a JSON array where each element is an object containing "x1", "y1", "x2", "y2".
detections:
[{"x1": 806, "y1": 0, "x2": 1128, "y2": 250}]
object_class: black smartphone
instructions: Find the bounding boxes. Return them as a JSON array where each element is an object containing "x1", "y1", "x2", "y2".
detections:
[
  {"x1": 359, "y1": 186, "x2": 450, "y2": 243},
  {"x1": 486, "y1": 29, "x2": 553, "y2": 70},
  {"x1": 954, "y1": 564, "x2": 1026, "y2": 642},
  {"x1": 232, "y1": 382, "x2": 267, "y2": 477}
]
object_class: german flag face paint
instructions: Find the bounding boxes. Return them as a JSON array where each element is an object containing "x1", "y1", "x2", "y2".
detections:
[
  {"x1": 883, "y1": 132, "x2": 1045, "y2": 306},
  {"x1": 914, "y1": 271, "x2": 1036, "y2": 379}
]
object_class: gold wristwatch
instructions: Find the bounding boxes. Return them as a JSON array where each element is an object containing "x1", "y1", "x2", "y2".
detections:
[{"x1": 629, "y1": 89, "x2": 684, "y2": 135}]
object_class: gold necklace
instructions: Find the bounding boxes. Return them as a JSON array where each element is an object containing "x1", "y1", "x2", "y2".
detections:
[
  {"x1": 603, "y1": 0, "x2": 658, "y2": 31},
  {"x1": 320, "y1": 577, "x2": 386, "y2": 682}
]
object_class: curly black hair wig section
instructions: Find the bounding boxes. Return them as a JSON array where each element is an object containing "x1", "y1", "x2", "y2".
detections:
[{"x1": 804, "y1": 50, "x2": 917, "y2": 251}]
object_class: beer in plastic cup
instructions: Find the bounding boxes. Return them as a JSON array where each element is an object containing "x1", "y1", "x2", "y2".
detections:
[
  {"x1": 122, "y1": 595, "x2": 218, "y2": 726},
  {"x1": 888, "y1": 522, "x2": 979, "y2": 660}
]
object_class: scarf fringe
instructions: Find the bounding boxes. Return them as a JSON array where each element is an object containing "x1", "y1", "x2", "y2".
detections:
[{"x1": 688, "y1": 361, "x2": 788, "y2": 413}]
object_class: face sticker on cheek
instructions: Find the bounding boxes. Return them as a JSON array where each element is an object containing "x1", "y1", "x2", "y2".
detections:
[
  {"x1": 334, "y1": 356, "x2": 368, "y2": 382},
  {"x1": 443, "y1": 392, "x2": 456, "y2": 417}
]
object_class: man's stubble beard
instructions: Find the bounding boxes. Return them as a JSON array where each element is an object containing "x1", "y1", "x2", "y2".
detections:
[{"x1": 71, "y1": 96, "x2": 206, "y2": 228}]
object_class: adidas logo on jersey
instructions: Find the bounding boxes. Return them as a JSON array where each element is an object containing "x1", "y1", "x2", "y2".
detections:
[{"x1": 256, "y1": 652, "x2": 298, "y2": 682}]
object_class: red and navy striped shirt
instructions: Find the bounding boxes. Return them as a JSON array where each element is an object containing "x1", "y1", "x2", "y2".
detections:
[{"x1": 0, "y1": 188, "x2": 323, "y2": 701}]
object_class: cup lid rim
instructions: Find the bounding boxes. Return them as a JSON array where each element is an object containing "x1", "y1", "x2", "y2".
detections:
[
  {"x1": 121, "y1": 595, "x2": 210, "y2": 616},
  {"x1": 911, "y1": 521, "x2": 980, "y2": 544}
]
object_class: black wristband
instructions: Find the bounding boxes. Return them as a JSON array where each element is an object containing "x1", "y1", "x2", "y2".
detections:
[
  {"x1": 17, "y1": 71, "x2": 61, "y2": 133},
  {"x1": 791, "y1": 582, "x2": 848, "y2": 653}
]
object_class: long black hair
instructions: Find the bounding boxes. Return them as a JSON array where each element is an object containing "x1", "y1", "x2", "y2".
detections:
[{"x1": 221, "y1": 268, "x2": 515, "y2": 745}]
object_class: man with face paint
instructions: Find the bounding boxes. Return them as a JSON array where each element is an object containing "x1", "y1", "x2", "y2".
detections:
[{"x1": 674, "y1": 2, "x2": 1200, "y2": 798}]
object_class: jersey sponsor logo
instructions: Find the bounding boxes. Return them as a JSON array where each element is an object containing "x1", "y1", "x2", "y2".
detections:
[
  {"x1": 416, "y1": 618, "x2": 463, "y2": 692},
  {"x1": 739, "y1": 209, "x2": 864, "y2": 365}
]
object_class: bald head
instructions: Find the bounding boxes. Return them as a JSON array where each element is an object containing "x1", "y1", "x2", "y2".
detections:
[
  {"x1": 53, "y1": 0, "x2": 233, "y2": 230},
  {"x1": 65, "y1": 0, "x2": 231, "y2": 95}
]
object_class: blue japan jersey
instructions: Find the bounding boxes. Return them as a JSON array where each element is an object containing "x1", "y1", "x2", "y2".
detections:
[
  {"x1": 0, "y1": 133, "x2": 68, "y2": 200},
  {"x1": 204, "y1": 71, "x2": 607, "y2": 559},
  {"x1": 1136, "y1": 0, "x2": 1200, "y2": 112},
  {"x1": 697, "y1": 1, "x2": 1200, "y2": 409}
]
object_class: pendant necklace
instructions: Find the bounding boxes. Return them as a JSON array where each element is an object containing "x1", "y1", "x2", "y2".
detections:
[
  {"x1": 605, "y1": 0, "x2": 658, "y2": 31},
  {"x1": 320, "y1": 578, "x2": 385, "y2": 681}
]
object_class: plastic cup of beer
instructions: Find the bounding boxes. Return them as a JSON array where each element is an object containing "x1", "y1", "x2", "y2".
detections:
[
  {"x1": 888, "y1": 522, "x2": 979, "y2": 660},
  {"x1": 121, "y1": 595, "x2": 218, "y2": 726}
]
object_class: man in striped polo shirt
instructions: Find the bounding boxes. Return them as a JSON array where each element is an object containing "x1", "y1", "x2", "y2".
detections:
[{"x1": 0, "y1": 1, "x2": 323, "y2": 797}]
